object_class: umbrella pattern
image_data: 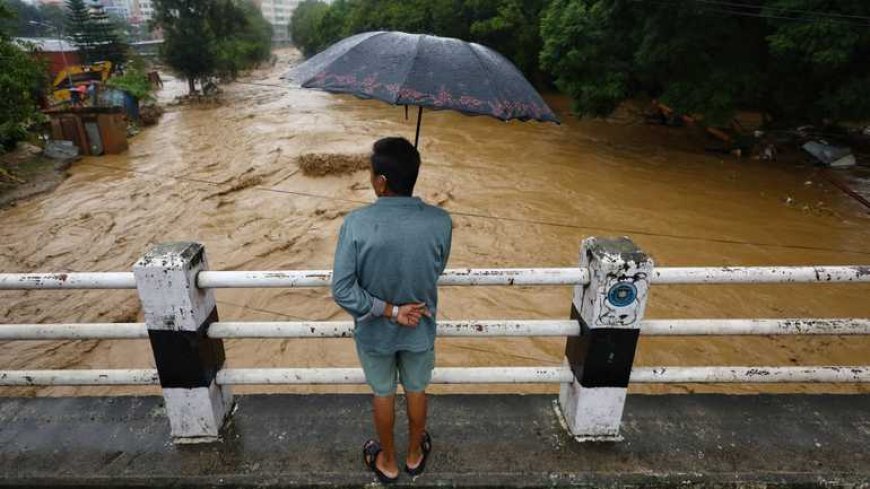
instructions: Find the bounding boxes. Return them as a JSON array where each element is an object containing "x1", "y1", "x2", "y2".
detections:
[{"x1": 283, "y1": 31, "x2": 559, "y2": 124}]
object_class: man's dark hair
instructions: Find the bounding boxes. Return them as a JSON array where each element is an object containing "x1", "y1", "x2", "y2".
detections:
[{"x1": 371, "y1": 137, "x2": 420, "y2": 196}]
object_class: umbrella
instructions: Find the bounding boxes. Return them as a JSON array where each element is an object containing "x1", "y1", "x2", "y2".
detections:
[{"x1": 282, "y1": 31, "x2": 559, "y2": 147}]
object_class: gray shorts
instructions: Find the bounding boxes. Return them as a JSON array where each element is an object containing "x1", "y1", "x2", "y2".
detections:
[{"x1": 355, "y1": 343, "x2": 435, "y2": 397}]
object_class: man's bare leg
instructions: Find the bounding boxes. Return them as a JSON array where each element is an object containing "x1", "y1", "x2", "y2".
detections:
[
  {"x1": 405, "y1": 391, "x2": 427, "y2": 468},
  {"x1": 373, "y1": 394, "x2": 399, "y2": 477}
]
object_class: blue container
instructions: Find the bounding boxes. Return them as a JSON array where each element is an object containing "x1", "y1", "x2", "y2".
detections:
[
  {"x1": 98, "y1": 88, "x2": 140, "y2": 121},
  {"x1": 123, "y1": 93, "x2": 140, "y2": 121}
]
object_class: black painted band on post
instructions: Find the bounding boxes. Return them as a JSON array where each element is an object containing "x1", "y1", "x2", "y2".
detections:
[
  {"x1": 565, "y1": 303, "x2": 639, "y2": 388},
  {"x1": 148, "y1": 308, "x2": 225, "y2": 389}
]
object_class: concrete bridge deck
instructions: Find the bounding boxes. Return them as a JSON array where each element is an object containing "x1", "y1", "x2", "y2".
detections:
[{"x1": 0, "y1": 393, "x2": 868, "y2": 488}]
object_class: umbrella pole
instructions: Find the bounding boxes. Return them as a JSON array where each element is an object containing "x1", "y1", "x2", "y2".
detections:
[{"x1": 414, "y1": 106, "x2": 423, "y2": 148}]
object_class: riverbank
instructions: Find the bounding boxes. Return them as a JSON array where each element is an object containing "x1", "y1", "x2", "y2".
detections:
[{"x1": 0, "y1": 143, "x2": 75, "y2": 209}]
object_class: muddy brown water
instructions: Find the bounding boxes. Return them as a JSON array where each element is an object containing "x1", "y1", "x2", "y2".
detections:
[{"x1": 1, "y1": 49, "x2": 869, "y2": 397}]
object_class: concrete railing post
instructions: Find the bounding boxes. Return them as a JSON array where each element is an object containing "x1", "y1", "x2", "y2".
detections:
[
  {"x1": 559, "y1": 237, "x2": 653, "y2": 441},
  {"x1": 134, "y1": 242, "x2": 232, "y2": 443}
]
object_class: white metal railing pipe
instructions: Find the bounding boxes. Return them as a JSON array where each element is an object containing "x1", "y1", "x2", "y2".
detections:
[
  {"x1": 196, "y1": 266, "x2": 870, "y2": 287},
  {"x1": 191, "y1": 265, "x2": 870, "y2": 287},
  {"x1": 630, "y1": 366, "x2": 870, "y2": 383},
  {"x1": 0, "y1": 323, "x2": 148, "y2": 340},
  {"x1": 216, "y1": 367, "x2": 573, "y2": 385},
  {"x1": 431, "y1": 367, "x2": 572, "y2": 384},
  {"x1": 1, "y1": 366, "x2": 868, "y2": 386},
  {"x1": 2, "y1": 318, "x2": 869, "y2": 340},
  {"x1": 210, "y1": 318, "x2": 870, "y2": 338},
  {"x1": 436, "y1": 268, "x2": 588, "y2": 286},
  {"x1": 641, "y1": 318, "x2": 870, "y2": 336},
  {"x1": 197, "y1": 270, "x2": 332, "y2": 288},
  {"x1": 0, "y1": 272, "x2": 136, "y2": 290},
  {"x1": 0, "y1": 320, "x2": 580, "y2": 340},
  {"x1": 0, "y1": 367, "x2": 572, "y2": 386},
  {"x1": 196, "y1": 268, "x2": 589, "y2": 288},
  {"x1": 210, "y1": 321, "x2": 356, "y2": 338},
  {"x1": 0, "y1": 369, "x2": 159, "y2": 385},
  {"x1": 3, "y1": 266, "x2": 868, "y2": 291},
  {"x1": 652, "y1": 266, "x2": 870, "y2": 284},
  {"x1": 218, "y1": 366, "x2": 870, "y2": 385},
  {"x1": 208, "y1": 319, "x2": 581, "y2": 338}
]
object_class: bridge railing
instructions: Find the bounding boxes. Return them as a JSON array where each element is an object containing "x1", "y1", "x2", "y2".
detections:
[{"x1": 1, "y1": 238, "x2": 868, "y2": 443}]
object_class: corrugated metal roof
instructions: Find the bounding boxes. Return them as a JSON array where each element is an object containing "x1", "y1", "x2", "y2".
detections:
[{"x1": 14, "y1": 37, "x2": 78, "y2": 53}]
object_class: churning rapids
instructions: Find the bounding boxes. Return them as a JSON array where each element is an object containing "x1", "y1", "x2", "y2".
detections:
[{"x1": 1, "y1": 48, "x2": 869, "y2": 396}]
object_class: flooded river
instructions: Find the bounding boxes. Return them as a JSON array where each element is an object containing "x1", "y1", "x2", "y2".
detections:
[{"x1": 2, "y1": 49, "x2": 869, "y2": 396}]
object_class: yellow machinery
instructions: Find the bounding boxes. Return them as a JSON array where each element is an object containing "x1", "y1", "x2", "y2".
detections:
[{"x1": 51, "y1": 61, "x2": 113, "y2": 104}]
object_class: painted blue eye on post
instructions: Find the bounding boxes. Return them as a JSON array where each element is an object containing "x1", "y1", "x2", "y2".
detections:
[{"x1": 607, "y1": 282, "x2": 637, "y2": 307}]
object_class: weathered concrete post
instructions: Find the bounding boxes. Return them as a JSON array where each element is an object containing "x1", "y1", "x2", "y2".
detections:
[
  {"x1": 133, "y1": 242, "x2": 232, "y2": 443},
  {"x1": 559, "y1": 237, "x2": 653, "y2": 441}
]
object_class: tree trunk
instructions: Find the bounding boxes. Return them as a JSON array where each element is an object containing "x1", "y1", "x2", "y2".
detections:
[{"x1": 188, "y1": 77, "x2": 196, "y2": 96}]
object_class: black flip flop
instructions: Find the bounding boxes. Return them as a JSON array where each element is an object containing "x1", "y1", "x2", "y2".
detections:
[
  {"x1": 405, "y1": 431, "x2": 432, "y2": 477},
  {"x1": 363, "y1": 439, "x2": 399, "y2": 484}
]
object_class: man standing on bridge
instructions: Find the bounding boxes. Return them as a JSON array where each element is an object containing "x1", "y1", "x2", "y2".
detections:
[{"x1": 331, "y1": 137, "x2": 453, "y2": 483}]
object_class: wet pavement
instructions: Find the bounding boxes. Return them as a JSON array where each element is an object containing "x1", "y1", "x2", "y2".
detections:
[{"x1": 0, "y1": 393, "x2": 868, "y2": 487}]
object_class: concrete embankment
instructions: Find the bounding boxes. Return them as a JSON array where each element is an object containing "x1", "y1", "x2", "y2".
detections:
[{"x1": 0, "y1": 393, "x2": 867, "y2": 488}]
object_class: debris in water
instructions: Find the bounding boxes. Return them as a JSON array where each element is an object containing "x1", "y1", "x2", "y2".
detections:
[
  {"x1": 802, "y1": 141, "x2": 855, "y2": 168},
  {"x1": 43, "y1": 140, "x2": 79, "y2": 161},
  {"x1": 759, "y1": 141, "x2": 777, "y2": 161},
  {"x1": 170, "y1": 94, "x2": 223, "y2": 108},
  {"x1": 139, "y1": 104, "x2": 164, "y2": 126},
  {"x1": 206, "y1": 174, "x2": 264, "y2": 199},
  {"x1": 428, "y1": 190, "x2": 453, "y2": 207},
  {"x1": 297, "y1": 153, "x2": 369, "y2": 177},
  {"x1": 313, "y1": 207, "x2": 347, "y2": 220}
]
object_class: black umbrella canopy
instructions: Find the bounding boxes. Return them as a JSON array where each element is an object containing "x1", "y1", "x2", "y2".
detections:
[{"x1": 283, "y1": 31, "x2": 559, "y2": 125}]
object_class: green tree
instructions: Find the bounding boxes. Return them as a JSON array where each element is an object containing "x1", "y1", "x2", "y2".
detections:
[
  {"x1": 289, "y1": 0, "x2": 549, "y2": 80},
  {"x1": 66, "y1": 0, "x2": 95, "y2": 56},
  {"x1": 153, "y1": 0, "x2": 217, "y2": 94},
  {"x1": 428, "y1": 0, "x2": 472, "y2": 39},
  {"x1": 154, "y1": 0, "x2": 270, "y2": 93},
  {"x1": 107, "y1": 56, "x2": 153, "y2": 100},
  {"x1": 287, "y1": 0, "x2": 870, "y2": 126},
  {"x1": 540, "y1": 0, "x2": 870, "y2": 126},
  {"x1": 344, "y1": 0, "x2": 433, "y2": 34},
  {"x1": 65, "y1": 0, "x2": 127, "y2": 65},
  {"x1": 763, "y1": 0, "x2": 870, "y2": 123},
  {"x1": 38, "y1": 4, "x2": 68, "y2": 34},
  {"x1": 210, "y1": 0, "x2": 272, "y2": 80},
  {"x1": 290, "y1": 0, "x2": 330, "y2": 56},
  {"x1": 87, "y1": 3, "x2": 128, "y2": 66},
  {"x1": 1, "y1": 0, "x2": 41, "y2": 36},
  {"x1": 539, "y1": 0, "x2": 635, "y2": 117},
  {"x1": 628, "y1": 0, "x2": 766, "y2": 124},
  {"x1": 316, "y1": 0, "x2": 352, "y2": 47},
  {"x1": 3, "y1": 0, "x2": 68, "y2": 38},
  {"x1": 0, "y1": 3, "x2": 48, "y2": 151},
  {"x1": 469, "y1": 0, "x2": 548, "y2": 81}
]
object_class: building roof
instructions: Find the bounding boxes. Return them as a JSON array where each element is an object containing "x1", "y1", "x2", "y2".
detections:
[
  {"x1": 14, "y1": 37, "x2": 78, "y2": 53},
  {"x1": 131, "y1": 39, "x2": 164, "y2": 46}
]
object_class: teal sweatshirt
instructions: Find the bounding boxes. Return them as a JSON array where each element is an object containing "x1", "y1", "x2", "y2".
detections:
[{"x1": 331, "y1": 196, "x2": 453, "y2": 354}]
